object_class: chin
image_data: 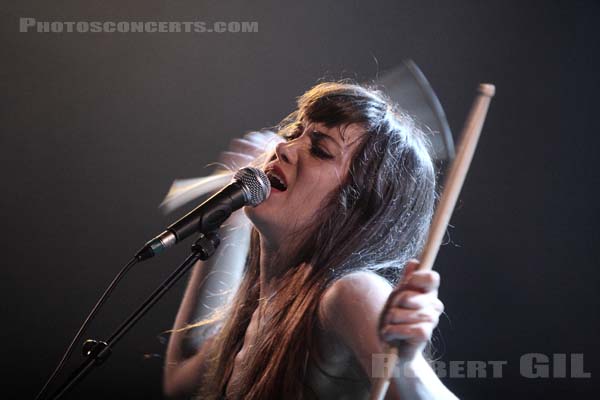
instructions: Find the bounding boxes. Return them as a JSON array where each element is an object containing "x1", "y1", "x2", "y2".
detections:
[{"x1": 244, "y1": 205, "x2": 277, "y2": 238}]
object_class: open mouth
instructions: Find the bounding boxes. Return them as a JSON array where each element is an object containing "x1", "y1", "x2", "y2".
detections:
[{"x1": 266, "y1": 169, "x2": 288, "y2": 192}]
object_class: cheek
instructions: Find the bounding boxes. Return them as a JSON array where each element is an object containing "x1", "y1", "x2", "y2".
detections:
[{"x1": 292, "y1": 171, "x2": 339, "y2": 211}]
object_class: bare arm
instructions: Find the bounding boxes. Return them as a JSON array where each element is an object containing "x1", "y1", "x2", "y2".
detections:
[
  {"x1": 319, "y1": 268, "x2": 458, "y2": 400},
  {"x1": 163, "y1": 212, "x2": 251, "y2": 398}
]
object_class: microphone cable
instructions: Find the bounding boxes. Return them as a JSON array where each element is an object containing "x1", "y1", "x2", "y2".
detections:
[{"x1": 34, "y1": 256, "x2": 139, "y2": 400}]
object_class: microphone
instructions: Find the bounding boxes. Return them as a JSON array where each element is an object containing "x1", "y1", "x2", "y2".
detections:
[{"x1": 136, "y1": 167, "x2": 270, "y2": 261}]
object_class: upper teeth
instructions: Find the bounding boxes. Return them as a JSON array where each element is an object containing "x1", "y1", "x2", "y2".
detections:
[{"x1": 269, "y1": 171, "x2": 286, "y2": 188}]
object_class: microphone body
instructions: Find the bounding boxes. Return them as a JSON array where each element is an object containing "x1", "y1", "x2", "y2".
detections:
[{"x1": 136, "y1": 167, "x2": 270, "y2": 261}]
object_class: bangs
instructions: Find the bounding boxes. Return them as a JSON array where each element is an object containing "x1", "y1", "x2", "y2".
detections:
[{"x1": 297, "y1": 83, "x2": 386, "y2": 131}]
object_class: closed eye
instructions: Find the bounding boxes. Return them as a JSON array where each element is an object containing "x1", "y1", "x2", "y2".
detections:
[
  {"x1": 309, "y1": 130, "x2": 334, "y2": 159},
  {"x1": 310, "y1": 144, "x2": 333, "y2": 159},
  {"x1": 283, "y1": 124, "x2": 334, "y2": 159}
]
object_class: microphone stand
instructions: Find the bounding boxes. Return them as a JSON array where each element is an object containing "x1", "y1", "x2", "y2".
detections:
[{"x1": 48, "y1": 231, "x2": 221, "y2": 400}]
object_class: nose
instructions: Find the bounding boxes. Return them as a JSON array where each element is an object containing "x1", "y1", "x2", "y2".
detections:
[{"x1": 275, "y1": 141, "x2": 296, "y2": 165}]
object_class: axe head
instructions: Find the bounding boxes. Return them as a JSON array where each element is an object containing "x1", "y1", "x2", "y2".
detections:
[{"x1": 376, "y1": 60, "x2": 455, "y2": 162}]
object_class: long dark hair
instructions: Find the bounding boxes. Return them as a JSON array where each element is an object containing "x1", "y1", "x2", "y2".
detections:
[{"x1": 198, "y1": 82, "x2": 436, "y2": 399}]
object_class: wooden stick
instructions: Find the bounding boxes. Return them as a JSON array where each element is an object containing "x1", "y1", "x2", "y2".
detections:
[{"x1": 369, "y1": 83, "x2": 496, "y2": 400}]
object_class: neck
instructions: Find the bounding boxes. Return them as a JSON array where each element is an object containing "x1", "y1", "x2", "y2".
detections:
[
  {"x1": 256, "y1": 227, "x2": 312, "y2": 302},
  {"x1": 258, "y1": 235, "x2": 288, "y2": 301}
]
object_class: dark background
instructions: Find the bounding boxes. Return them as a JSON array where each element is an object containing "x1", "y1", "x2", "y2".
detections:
[{"x1": 1, "y1": 0, "x2": 599, "y2": 398}]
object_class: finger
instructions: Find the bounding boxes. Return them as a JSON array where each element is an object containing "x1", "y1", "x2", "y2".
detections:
[
  {"x1": 384, "y1": 308, "x2": 435, "y2": 324},
  {"x1": 389, "y1": 290, "x2": 439, "y2": 310},
  {"x1": 381, "y1": 322, "x2": 433, "y2": 343},
  {"x1": 404, "y1": 270, "x2": 440, "y2": 292},
  {"x1": 433, "y1": 298, "x2": 445, "y2": 313},
  {"x1": 398, "y1": 259, "x2": 420, "y2": 287}
]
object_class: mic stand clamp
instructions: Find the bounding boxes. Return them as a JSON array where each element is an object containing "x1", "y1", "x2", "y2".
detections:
[
  {"x1": 50, "y1": 231, "x2": 221, "y2": 400},
  {"x1": 81, "y1": 340, "x2": 110, "y2": 364},
  {"x1": 191, "y1": 230, "x2": 220, "y2": 260}
]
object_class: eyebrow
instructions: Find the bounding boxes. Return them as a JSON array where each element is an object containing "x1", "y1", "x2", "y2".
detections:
[{"x1": 310, "y1": 130, "x2": 341, "y2": 148}]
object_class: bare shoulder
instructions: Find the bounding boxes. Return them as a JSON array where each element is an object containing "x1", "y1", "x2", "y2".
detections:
[
  {"x1": 317, "y1": 271, "x2": 394, "y2": 374},
  {"x1": 319, "y1": 271, "x2": 393, "y2": 333}
]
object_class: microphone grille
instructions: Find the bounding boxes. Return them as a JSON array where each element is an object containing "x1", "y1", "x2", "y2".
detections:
[{"x1": 233, "y1": 167, "x2": 271, "y2": 206}]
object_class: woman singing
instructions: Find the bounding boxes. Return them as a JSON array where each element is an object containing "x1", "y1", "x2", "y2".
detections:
[{"x1": 163, "y1": 82, "x2": 458, "y2": 399}]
